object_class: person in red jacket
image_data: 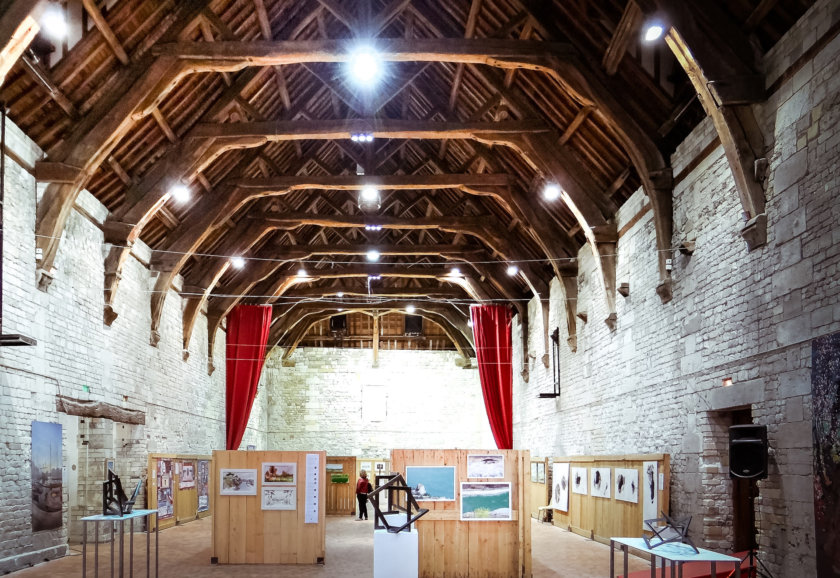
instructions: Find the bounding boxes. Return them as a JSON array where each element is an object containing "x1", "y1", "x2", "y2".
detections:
[{"x1": 355, "y1": 470, "x2": 372, "y2": 520}]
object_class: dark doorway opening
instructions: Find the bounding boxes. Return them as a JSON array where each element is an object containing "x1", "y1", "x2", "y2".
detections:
[{"x1": 730, "y1": 408, "x2": 758, "y2": 552}]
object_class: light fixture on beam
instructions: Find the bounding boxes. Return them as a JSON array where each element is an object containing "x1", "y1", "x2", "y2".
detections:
[
  {"x1": 367, "y1": 275, "x2": 382, "y2": 281},
  {"x1": 643, "y1": 21, "x2": 665, "y2": 42},
  {"x1": 542, "y1": 183, "x2": 562, "y2": 201},
  {"x1": 351, "y1": 132, "x2": 374, "y2": 142},
  {"x1": 169, "y1": 184, "x2": 190, "y2": 203},
  {"x1": 365, "y1": 224, "x2": 382, "y2": 231},
  {"x1": 448, "y1": 267, "x2": 462, "y2": 277},
  {"x1": 348, "y1": 47, "x2": 382, "y2": 86},
  {"x1": 405, "y1": 304, "x2": 416, "y2": 314},
  {"x1": 296, "y1": 268, "x2": 308, "y2": 277},
  {"x1": 230, "y1": 256, "x2": 246, "y2": 269},
  {"x1": 366, "y1": 250, "x2": 381, "y2": 262},
  {"x1": 359, "y1": 186, "x2": 381, "y2": 210},
  {"x1": 336, "y1": 292, "x2": 344, "y2": 298},
  {"x1": 41, "y1": 3, "x2": 68, "y2": 39},
  {"x1": 506, "y1": 264, "x2": 519, "y2": 277}
]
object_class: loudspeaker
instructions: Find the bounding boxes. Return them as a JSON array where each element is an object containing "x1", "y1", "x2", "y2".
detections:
[
  {"x1": 329, "y1": 314, "x2": 347, "y2": 334},
  {"x1": 404, "y1": 315, "x2": 423, "y2": 336},
  {"x1": 729, "y1": 424, "x2": 768, "y2": 480}
]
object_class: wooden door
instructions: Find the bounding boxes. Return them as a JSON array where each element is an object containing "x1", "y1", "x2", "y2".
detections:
[{"x1": 325, "y1": 456, "x2": 356, "y2": 515}]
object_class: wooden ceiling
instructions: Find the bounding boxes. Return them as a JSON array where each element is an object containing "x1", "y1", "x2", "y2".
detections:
[{"x1": 0, "y1": 0, "x2": 813, "y2": 359}]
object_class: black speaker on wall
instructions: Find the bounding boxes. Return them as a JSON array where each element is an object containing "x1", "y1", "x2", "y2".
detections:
[{"x1": 729, "y1": 424, "x2": 768, "y2": 480}]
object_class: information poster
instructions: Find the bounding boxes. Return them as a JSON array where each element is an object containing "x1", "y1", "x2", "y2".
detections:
[
  {"x1": 197, "y1": 460, "x2": 210, "y2": 512},
  {"x1": 157, "y1": 458, "x2": 173, "y2": 520},
  {"x1": 305, "y1": 453, "x2": 320, "y2": 524}
]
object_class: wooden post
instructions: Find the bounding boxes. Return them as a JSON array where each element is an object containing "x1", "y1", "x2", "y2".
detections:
[{"x1": 372, "y1": 314, "x2": 380, "y2": 368}]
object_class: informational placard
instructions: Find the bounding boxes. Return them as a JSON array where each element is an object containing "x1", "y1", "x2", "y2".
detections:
[{"x1": 305, "y1": 453, "x2": 320, "y2": 524}]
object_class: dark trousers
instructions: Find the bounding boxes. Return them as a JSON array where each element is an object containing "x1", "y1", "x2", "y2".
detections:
[{"x1": 357, "y1": 494, "x2": 368, "y2": 519}]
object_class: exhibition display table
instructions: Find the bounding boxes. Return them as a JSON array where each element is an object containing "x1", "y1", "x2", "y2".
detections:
[
  {"x1": 609, "y1": 537, "x2": 741, "y2": 578},
  {"x1": 80, "y1": 509, "x2": 158, "y2": 577}
]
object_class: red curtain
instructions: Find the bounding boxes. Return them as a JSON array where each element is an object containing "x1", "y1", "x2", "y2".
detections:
[
  {"x1": 470, "y1": 304, "x2": 513, "y2": 449},
  {"x1": 225, "y1": 305, "x2": 272, "y2": 450}
]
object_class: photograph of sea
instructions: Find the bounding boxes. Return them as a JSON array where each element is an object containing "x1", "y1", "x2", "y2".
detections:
[
  {"x1": 31, "y1": 421, "x2": 62, "y2": 532},
  {"x1": 460, "y1": 482, "x2": 511, "y2": 520},
  {"x1": 406, "y1": 466, "x2": 456, "y2": 501}
]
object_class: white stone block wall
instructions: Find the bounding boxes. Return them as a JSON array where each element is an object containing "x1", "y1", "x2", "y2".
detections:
[
  {"x1": 262, "y1": 348, "x2": 494, "y2": 455},
  {"x1": 513, "y1": 1, "x2": 840, "y2": 575},
  {"x1": 0, "y1": 120, "x2": 263, "y2": 570}
]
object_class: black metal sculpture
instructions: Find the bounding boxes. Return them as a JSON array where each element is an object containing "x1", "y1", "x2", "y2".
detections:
[
  {"x1": 643, "y1": 512, "x2": 699, "y2": 553},
  {"x1": 102, "y1": 469, "x2": 141, "y2": 516},
  {"x1": 369, "y1": 473, "x2": 429, "y2": 533}
]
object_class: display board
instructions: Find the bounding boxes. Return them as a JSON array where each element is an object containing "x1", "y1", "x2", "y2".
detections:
[
  {"x1": 391, "y1": 449, "x2": 531, "y2": 578},
  {"x1": 549, "y1": 454, "x2": 670, "y2": 544},
  {"x1": 146, "y1": 453, "x2": 211, "y2": 530},
  {"x1": 325, "y1": 456, "x2": 357, "y2": 515},
  {"x1": 527, "y1": 457, "x2": 550, "y2": 519},
  {"x1": 211, "y1": 450, "x2": 326, "y2": 565}
]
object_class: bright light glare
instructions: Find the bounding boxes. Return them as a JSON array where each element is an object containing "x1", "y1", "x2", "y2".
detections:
[
  {"x1": 336, "y1": 292, "x2": 344, "y2": 298},
  {"x1": 543, "y1": 183, "x2": 562, "y2": 201},
  {"x1": 405, "y1": 305, "x2": 416, "y2": 314},
  {"x1": 449, "y1": 267, "x2": 461, "y2": 276},
  {"x1": 361, "y1": 187, "x2": 379, "y2": 202},
  {"x1": 170, "y1": 185, "x2": 190, "y2": 203},
  {"x1": 230, "y1": 256, "x2": 245, "y2": 269},
  {"x1": 366, "y1": 250, "x2": 380, "y2": 262},
  {"x1": 350, "y1": 50, "x2": 381, "y2": 84},
  {"x1": 644, "y1": 24, "x2": 664, "y2": 42},
  {"x1": 506, "y1": 265, "x2": 519, "y2": 276},
  {"x1": 42, "y1": 6, "x2": 67, "y2": 38},
  {"x1": 297, "y1": 268, "x2": 308, "y2": 277}
]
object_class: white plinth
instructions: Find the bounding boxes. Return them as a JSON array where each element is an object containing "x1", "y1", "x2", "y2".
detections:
[{"x1": 374, "y1": 528, "x2": 418, "y2": 578}]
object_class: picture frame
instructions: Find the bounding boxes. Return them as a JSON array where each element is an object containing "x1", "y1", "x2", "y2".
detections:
[
  {"x1": 405, "y1": 466, "x2": 456, "y2": 501},
  {"x1": 219, "y1": 468, "x2": 257, "y2": 496},
  {"x1": 262, "y1": 487, "x2": 296, "y2": 510},
  {"x1": 466, "y1": 454, "x2": 505, "y2": 478},
  {"x1": 531, "y1": 462, "x2": 538, "y2": 483},
  {"x1": 460, "y1": 482, "x2": 512, "y2": 521},
  {"x1": 262, "y1": 462, "x2": 296, "y2": 486},
  {"x1": 537, "y1": 462, "x2": 545, "y2": 484}
]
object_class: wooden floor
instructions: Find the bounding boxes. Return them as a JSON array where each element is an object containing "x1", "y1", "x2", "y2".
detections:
[{"x1": 12, "y1": 515, "x2": 649, "y2": 577}]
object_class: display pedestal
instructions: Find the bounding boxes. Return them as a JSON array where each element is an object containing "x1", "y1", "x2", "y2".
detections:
[
  {"x1": 81, "y1": 509, "x2": 158, "y2": 577},
  {"x1": 374, "y1": 529, "x2": 418, "y2": 578}
]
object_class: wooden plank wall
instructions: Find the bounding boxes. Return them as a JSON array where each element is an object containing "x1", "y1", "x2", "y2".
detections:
[
  {"x1": 527, "y1": 457, "x2": 550, "y2": 519},
  {"x1": 326, "y1": 455, "x2": 357, "y2": 515},
  {"x1": 550, "y1": 454, "x2": 670, "y2": 544},
  {"x1": 146, "y1": 453, "x2": 211, "y2": 531},
  {"x1": 391, "y1": 449, "x2": 531, "y2": 578},
  {"x1": 211, "y1": 450, "x2": 326, "y2": 565}
]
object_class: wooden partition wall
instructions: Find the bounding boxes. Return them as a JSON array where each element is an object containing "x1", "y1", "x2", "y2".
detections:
[
  {"x1": 326, "y1": 455, "x2": 356, "y2": 515},
  {"x1": 211, "y1": 450, "x2": 326, "y2": 565},
  {"x1": 550, "y1": 454, "x2": 670, "y2": 544},
  {"x1": 146, "y1": 453, "x2": 211, "y2": 531},
  {"x1": 391, "y1": 449, "x2": 531, "y2": 578},
  {"x1": 527, "y1": 457, "x2": 550, "y2": 519}
]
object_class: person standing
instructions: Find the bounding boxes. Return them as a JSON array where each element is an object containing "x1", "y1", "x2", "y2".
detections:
[{"x1": 355, "y1": 470, "x2": 372, "y2": 520}]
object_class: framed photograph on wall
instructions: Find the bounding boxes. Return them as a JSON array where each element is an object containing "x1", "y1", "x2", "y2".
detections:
[
  {"x1": 262, "y1": 462, "x2": 296, "y2": 485},
  {"x1": 460, "y1": 482, "x2": 512, "y2": 521},
  {"x1": 219, "y1": 469, "x2": 257, "y2": 496},
  {"x1": 530, "y1": 462, "x2": 538, "y2": 483},
  {"x1": 537, "y1": 462, "x2": 545, "y2": 484},
  {"x1": 405, "y1": 466, "x2": 456, "y2": 501},
  {"x1": 467, "y1": 454, "x2": 504, "y2": 478},
  {"x1": 262, "y1": 487, "x2": 296, "y2": 510}
]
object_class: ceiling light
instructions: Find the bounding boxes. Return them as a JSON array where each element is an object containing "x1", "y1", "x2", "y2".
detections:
[
  {"x1": 506, "y1": 265, "x2": 519, "y2": 276},
  {"x1": 542, "y1": 183, "x2": 562, "y2": 201},
  {"x1": 644, "y1": 23, "x2": 664, "y2": 42},
  {"x1": 169, "y1": 184, "x2": 190, "y2": 203},
  {"x1": 349, "y1": 49, "x2": 381, "y2": 85},
  {"x1": 351, "y1": 132, "x2": 374, "y2": 142},
  {"x1": 336, "y1": 292, "x2": 344, "y2": 298},
  {"x1": 448, "y1": 268, "x2": 462, "y2": 276},
  {"x1": 367, "y1": 275, "x2": 381, "y2": 281},
  {"x1": 337, "y1": 307, "x2": 344, "y2": 312},
  {"x1": 361, "y1": 187, "x2": 379, "y2": 202},
  {"x1": 405, "y1": 304, "x2": 416, "y2": 314},
  {"x1": 366, "y1": 250, "x2": 380, "y2": 262},
  {"x1": 230, "y1": 256, "x2": 245, "y2": 269},
  {"x1": 365, "y1": 224, "x2": 382, "y2": 231},
  {"x1": 41, "y1": 5, "x2": 68, "y2": 39},
  {"x1": 297, "y1": 268, "x2": 308, "y2": 277}
]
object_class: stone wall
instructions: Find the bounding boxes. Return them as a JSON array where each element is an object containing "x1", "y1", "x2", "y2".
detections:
[
  {"x1": 262, "y1": 348, "x2": 494, "y2": 455},
  {"x1": 0, "y1": 120, "x2": 261, "y2": 572},
  {"x1": 512, "y1": 1, "x2": 840, "y2": 575}
]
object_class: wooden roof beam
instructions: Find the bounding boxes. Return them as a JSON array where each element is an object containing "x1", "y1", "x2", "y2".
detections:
[
  {"x1": 0, "y1": 2, "x2": 43, "y2": 87},
  {"x1": 601, "y1": 0, "x2": 643, "y2": 75},
  {"x1": 81, "y1": 0, "x2": 130, "y2": 65}
]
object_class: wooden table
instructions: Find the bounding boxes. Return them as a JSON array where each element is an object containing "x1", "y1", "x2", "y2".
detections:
[
  {"x1": 81, "y1": 509, "x2": 158, "y2": 577},
  {"x1": 609, "y1": 537, "x2": 741, "y2": 578}
]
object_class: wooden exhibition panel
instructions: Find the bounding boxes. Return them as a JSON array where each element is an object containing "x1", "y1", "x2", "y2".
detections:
[
  {"x1": 527, "y1": 457, "x2": 550, "y2": 519},
  {"x1": 211, "y1": 450, "x2": 326, "y2": 565},
  {"x1": 550, "y1": 454, "x2": 670, "y2": 544},
  {"x1": 146, "y1": 453, "x2": 211, "y2": 531},
  {"x1": 325, "y1": 455, "x2": 356, "y2": 515},
  {"x1": 391, "y1": 449, "x2": 531, "y2": 578}
]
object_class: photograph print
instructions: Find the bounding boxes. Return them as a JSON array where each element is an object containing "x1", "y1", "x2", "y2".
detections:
[
  {"x1": 590, "y1": 467, "x2": 611, "y2": 499},
  {"x1": 262, "y1": 487, "x2": 296, "y2": 510},
  {"x1": 31, "y1": 421, "x2": 63, "y2": 532},
  {"x1": 614, "y1": 468, "x2": 639, "y2": 503},
  {"x1": 537, "y1": 462, "x2": 545, "y2": 483},
  {"x1": 220, "y1": 468, "x2": 258, "y2": 496},
  {"x1": 197, "y1": 460, "x2": 210, "y2": 512},
  {"x1": 467, "y1": 454, "x2": 505, "y2": 478},
  {"x1": 642, "y1": 461, "x2": 658, "y2": 527},
  {"x1": 406, "y1": 466, "x2": 456, "y2": 501},
  {"x1": 179, "y1": 461, "x2": 196, "y2": 490},
  {"x1": 571, "y1": 467, "x2": 588, "y2": 495},
  {"x1": 460, "y1": 482, "x2": 512, "y2": 521},
  {"x1": 531, "y1": 462, "x2": 538, "y2": 483},
  {"x1": 262, "y1": 462, "x2": 296, "y2": 485},
  {"x1": 551, "y1": 462, "x2": 570, "y2": 512}
]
